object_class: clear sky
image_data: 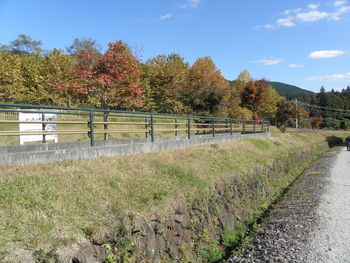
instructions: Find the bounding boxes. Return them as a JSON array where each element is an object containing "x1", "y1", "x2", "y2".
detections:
[{"x1": 1, "y1": 0, "x2": 349, "y2": 93}]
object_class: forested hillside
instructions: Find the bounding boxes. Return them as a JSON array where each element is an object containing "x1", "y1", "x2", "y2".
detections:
[
  {"x1": 228, "y1": 80, "x2": 314, "y2": 98},
  {"x1": 269, "y1": 82, "x2": 314, "y2": 98}
]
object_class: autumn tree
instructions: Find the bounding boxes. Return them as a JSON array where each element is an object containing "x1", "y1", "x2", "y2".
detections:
[
  {"x1": 225, "y1": 70, "x2": 253, "y2": 119},
  {"x1": 61, "y1": 41, "x2": 143, "y2": 109},
  {"x1": 258, "y1": 86, "x2": 284, "y2": 119},
  {"x1": 0, "y1": 51, "x2": 22, "y2": 102},
  {"x1": 274, "y1": 101, "x2": 296, "y2": 132},
  {"x1": 310, "y1": 116, "x2": 323, "y2": 129},
  {"x1": 43, "y1": 49, "x2": 76, "y2": 106},
  {"x1": 236, "y1": 69, "x2": 252, "y2": 87},
  {"x1": 240, "y1": 79, "x2": 270, "y2": 120},
  {"x1": 142, "y1": 53, "x2": 189, "y2": 113},
  {"x1": 182, "y1": 57, "x2": 230, "y2": 116}
]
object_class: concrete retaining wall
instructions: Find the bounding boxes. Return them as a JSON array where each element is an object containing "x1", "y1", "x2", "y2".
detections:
[{"x1": 0, "y1": 132, "x2": 271, "y2": 166}]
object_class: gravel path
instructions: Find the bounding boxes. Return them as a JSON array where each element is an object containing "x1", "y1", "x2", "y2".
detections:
[
  {"x1": 227, "y1": 148, "x2": 341, "y2": 263},
  {"x1": 306, "y1": 147, "x2": 350, "y2": 262}
]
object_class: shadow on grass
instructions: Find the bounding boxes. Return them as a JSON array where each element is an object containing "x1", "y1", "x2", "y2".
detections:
[{"x1": 326, "y1": 136, "x2": 344, "y2": 148}]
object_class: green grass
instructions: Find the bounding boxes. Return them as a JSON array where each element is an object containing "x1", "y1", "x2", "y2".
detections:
[
  {"x1": 244, "y1": 138, "x2": 271, "y2": 150},
  {"x1": 0, "y1": 132, "x2": 341, "y2": 259},
  {"x1": 291, "y1": 133, "x2": 310, "y2": 142}
]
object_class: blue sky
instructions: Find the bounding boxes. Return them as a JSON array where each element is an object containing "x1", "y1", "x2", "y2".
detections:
[{"x1": 1, "y1": 0, "x2": 349, "y2": 93}]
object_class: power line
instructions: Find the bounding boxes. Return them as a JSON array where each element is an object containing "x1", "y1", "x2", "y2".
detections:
[
  {"x1": 297, "y1": 101, "x2": 350, "y2": 113},
  {"x1": 286, "y1": 100, "x2": 350, "y2": 121}
]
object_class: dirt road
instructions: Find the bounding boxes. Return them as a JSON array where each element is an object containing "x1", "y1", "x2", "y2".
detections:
[
  {"x1": 307, "y1": 147, "x2": 350, "y2": 262},
  {"x1": 228, "y1": 147, "x2": 350, "y2": 262}
]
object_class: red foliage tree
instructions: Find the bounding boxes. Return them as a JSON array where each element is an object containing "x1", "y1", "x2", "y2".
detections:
[
  {"x1": 240, "y1": 79, "x2": 269, "y2": 120},
  {"x1": 310, "y1": 116, "x2": 323, "y2": 128},
  {"x1": 61, "y1": 41, "x2": 143, "y2": 109}
]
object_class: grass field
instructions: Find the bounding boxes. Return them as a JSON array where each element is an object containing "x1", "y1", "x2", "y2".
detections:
[{"x1": 0, "y1": 131, "x2": 344, "y2": 260}]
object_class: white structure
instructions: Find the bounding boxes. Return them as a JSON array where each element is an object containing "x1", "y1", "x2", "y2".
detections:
[{"x1": 19, "y1": 111, "x2": 58, "y2": 145}]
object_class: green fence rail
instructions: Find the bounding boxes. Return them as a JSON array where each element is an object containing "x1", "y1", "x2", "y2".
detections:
[{"x1": 0, "y1": 103, "x2": 269, "y2": 147}]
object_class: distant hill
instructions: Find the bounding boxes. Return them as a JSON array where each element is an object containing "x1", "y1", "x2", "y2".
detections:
[
  {"x1": 269, "y1": 82, "x2": 314, "y2": 98},
  {"x1": 228, "y1": 80, "x2": 314, "y2": 98}
]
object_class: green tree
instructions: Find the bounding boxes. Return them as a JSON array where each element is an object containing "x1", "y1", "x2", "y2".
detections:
[
  {"x1": 142, "y1": 53, "x2": 189, "y2": 113},
  {"x1": 7, "y1": 34, "x2": 43, "y2": 54},
  {"x1": 66, "y1": 37, "x2": 101, "y2": 57},
  {"x1": 258, "y1": 86, "x2": 284, "y2": 119},
  {"x1": 17, "y1": 53, "x2": 59, "y2": 105},
  {"x1": 0, "y1": 51, "x2": 22, "y2": 102},
  {"x1": 43, "y1": 49, "x2": 76, "y2": 106},
  {"x1": 183, "y1": 56, "x2": 230, "y2": 115},
  {"x1": 275, "y1": 101, "x2": 296, "y2": 132}
]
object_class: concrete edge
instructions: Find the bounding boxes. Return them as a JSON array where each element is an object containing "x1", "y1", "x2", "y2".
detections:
[{"x1": 0, "y1": 132, "x2": 271, "y2": 166}]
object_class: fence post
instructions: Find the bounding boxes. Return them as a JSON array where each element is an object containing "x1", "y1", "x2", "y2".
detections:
[
  {"x1": 187, "y1": 117, "x2": 191, "y2": 139},
  {"x1": 145, "y1": 117, "x2": 148, "y2": 138},
  {"x1": 212, "y1": 118, "x2": 215, "y2": 137},
  {"x1": 261, "y1": 121, "x2": 264, "y2": 132},
  {"x1": 230, "y1": 119, "x2": 233, "y2": 135},
  {"x1": 41, "y1": 112, "x2": 46, "y2": 143},
  {"x1": 89, "y1": 110, "x2": 95, "y2": 147},
  {"x1": 243, "y1": 121, "x2": 246, "y2": 133},
  {"x1": 150, "y1": 114, "x2": 154, "y2": 142},
  {"x1": 253, "y1": 121, "x2": 256, "y2": 132},
  {"x1": 175, "y1": 118, "x2": 178, "y2": 137},
  {"x1": 103, "y1": 111, "x2": 108, "y2": 141}
]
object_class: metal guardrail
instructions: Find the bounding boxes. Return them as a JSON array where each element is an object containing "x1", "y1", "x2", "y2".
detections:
[{"x1": 0, "y1": 103, "x2": 270, "y2": 147}]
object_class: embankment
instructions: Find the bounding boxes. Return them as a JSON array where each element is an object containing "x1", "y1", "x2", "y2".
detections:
[{"x1": 0, "y1": 132, "x2": 343, "y2": 262}]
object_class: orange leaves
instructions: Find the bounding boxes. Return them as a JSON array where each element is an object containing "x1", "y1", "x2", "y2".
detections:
[
  {"x1": 310, "y1": 116, "x2": 323, "y2": 128},
  {"x1": 65, "y1": 40, "x2": 143, "y2": 109},
  {"x1": 240, "y1": 79, "x2": 270, "y2": 120}
]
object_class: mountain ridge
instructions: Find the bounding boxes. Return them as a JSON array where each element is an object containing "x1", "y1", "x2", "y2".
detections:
[{"x1": 227, "y1": 80, "x2": 314, "y2": 98}]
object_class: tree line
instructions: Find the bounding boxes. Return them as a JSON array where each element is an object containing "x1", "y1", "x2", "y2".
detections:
[
  {"x1": 1, "y1": 34, "x2": 348, "y2": 130},
  {"x1": 0, "y1": 35, "x2": 284, "y2": 120},
  {"x1": 293, "y1": 87, "x2": 350, "y2": 129}
]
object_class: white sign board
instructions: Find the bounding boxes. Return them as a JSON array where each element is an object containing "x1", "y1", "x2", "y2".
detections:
[{"x1": 19, "y1": 111, "x2": 58, "y2": 145}]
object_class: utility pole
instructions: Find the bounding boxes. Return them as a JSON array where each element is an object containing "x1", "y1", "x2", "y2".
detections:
[{"x1": 295, "y1": 98, "x2": 299, "y2": 129}]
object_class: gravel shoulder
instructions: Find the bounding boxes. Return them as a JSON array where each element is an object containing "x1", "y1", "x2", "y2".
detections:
[
  {"x1": 306, "y1": 147, "x2": 350, "y2": 262},
  {"x1": 227, "y1": 147, "x2": 340, "y2": 263}
]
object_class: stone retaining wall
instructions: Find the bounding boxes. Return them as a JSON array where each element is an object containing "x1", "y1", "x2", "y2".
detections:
[{"x1": 63, "y1": 145, "x2": 320, "y2": 263}]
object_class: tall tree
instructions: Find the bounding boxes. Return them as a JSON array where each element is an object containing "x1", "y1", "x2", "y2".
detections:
[
  {"x1": 236, "y1": 69, "x2": 252, "y2": 83},
  {"x1": 7, "y1": 34, "x2": 43, "y2": 54},
  {"x1": 274, "y1": 101, "x2": 296, "y2": 132},
  {"x1": 225, "y1": 70, "x2": 254, "y2": 119},
  {"x1": 142, "y1": 53, "x2": 189, "y2": 113},
  {"x1": 0, "y1": 51, "x2": 22, "y2": 102},
  {"x1": 43, "y1": 49, "x2": 76, "y2": 106},
  {"x1": 240, "y1": 79, "x2": 270, "y2": 120},
  {"x1": 183, "y1": 56, "x2": 230, "y2": 115},
  {"x1": 66, "y1": 37, "x2": 101, "y2": 57},
  {"x1": 258, "y1": 86, "x2": 284, "y2": 119},
  {"x1": 61, "y1": 41, "x2": 143, "y2": 109}
]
